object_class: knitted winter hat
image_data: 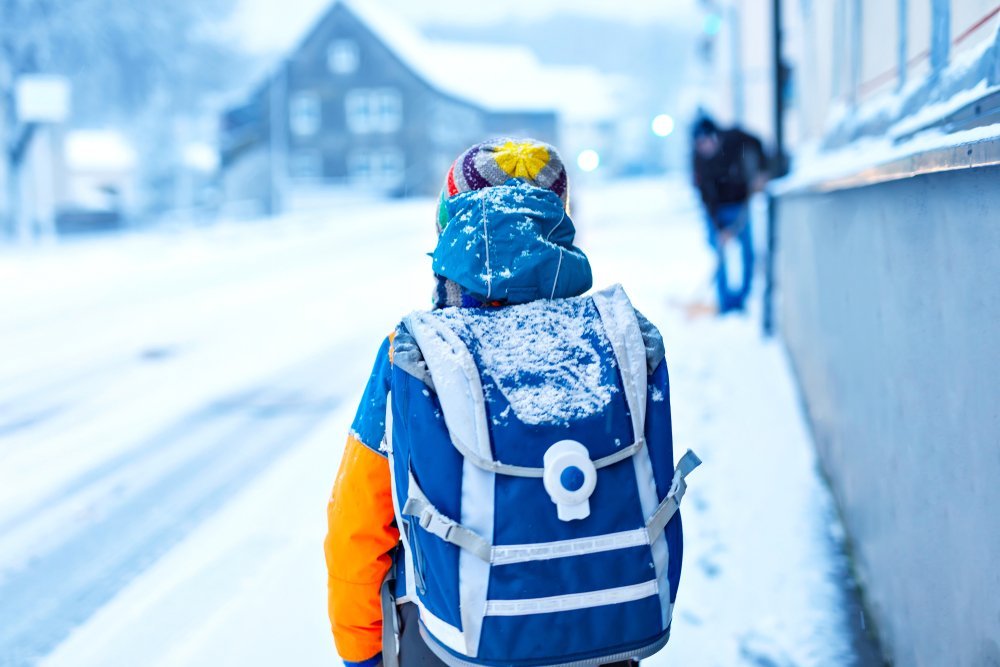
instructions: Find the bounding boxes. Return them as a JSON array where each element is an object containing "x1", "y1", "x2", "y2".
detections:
[
  {"x1": 435, "y1": 138, "x2": 569, "y2": 234},
  {"x1": 432, "y1": 138, "x2": 572, "y2": 309}
]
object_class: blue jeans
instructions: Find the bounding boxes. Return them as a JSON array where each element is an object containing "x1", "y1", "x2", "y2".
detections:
[{"x1": 706, "y1": 203, "x2": 754, "y2": 313}]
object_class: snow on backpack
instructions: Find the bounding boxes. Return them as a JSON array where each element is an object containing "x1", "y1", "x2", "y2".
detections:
[{"x1": 385, "y1": 284, "x2": 700, "y2": 667}]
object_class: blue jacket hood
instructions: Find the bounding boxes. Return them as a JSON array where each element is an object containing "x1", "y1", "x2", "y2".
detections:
[{"x1": 432, "y1": 180, "x2": 593, "y2": 304}]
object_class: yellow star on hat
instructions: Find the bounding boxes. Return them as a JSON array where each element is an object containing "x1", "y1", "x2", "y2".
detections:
[{"x1": 494, "y1": 140, "x2": 551, "y2": 180}]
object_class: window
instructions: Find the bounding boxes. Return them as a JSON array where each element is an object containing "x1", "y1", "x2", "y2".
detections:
[
  {"x1": 348, "y1": 148, "x2": 405, "y2": 189},
  {"x1": 289, "y1": 150, "x2": 323, "y2": 180},
  {"x1": 289, "y1": 91, "x2": 321, "y2": 137},
  {"x1": 429, "y1": 102, "x2": 482, "y2": 145},
  {"x1": 328, "y1": 40, "x2": 360, "y2": 74},
  {"x1": 345, "y1": 88, "x2": 402, "y2": 134}
]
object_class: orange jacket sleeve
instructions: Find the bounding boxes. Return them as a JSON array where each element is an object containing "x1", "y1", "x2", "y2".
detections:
[
  {"x1": 325, "y1": 336, "x2": 399, "y2": 666},
  {"x1": 325, "y1": 435, "x2": 399, "y2": 665}
]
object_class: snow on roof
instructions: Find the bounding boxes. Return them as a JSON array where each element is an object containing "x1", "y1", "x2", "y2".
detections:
[
  {"x1": 535, "y1": 65, "x2": 625, "y2": 122},
  {"x1": 425, "y1": 42, "x2": 623, "y2": 121},
  {"x1": 339, "y1": 0, "x2": 620, "y2": 119},
  {"x1": 421, "y1": 41, "x2": 548, "y2": 112},
  {"x1": 64, "y1": 130, "x2": 137, "y2": 172}
]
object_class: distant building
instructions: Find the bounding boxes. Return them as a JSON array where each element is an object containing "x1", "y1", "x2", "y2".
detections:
[{"x1": 221, "y1": 0, "x2": 617, "y2": 215}]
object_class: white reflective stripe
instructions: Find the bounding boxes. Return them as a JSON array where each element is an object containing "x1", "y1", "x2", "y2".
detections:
[
  {"x1": 458, "y1": 459, "x2": 494, "y2": 656},
  {"x1": 389, "y1": 399, "x2": 473, "y2": 658},
  {"x1": 632, "y1": 444, "x2": 671, "y2": 630},
  {"x1": 594, "y1": 285, "x2": 670, "y2": 630},
  {"x1": 491, "y1": 529, "x2": 649, "y2": 566},
  {"x1": 416, "y1": 600, "x2": 467, "y2": 655},
  {"x1": 484, "y1": 580, "x2": 659, "y2": 617},
  {"x1": 384, "y1": 386, "x2": 393, "y2": 454},
  {"x1": 617, "y1": 340, "x2": 670, "y2": 629}
]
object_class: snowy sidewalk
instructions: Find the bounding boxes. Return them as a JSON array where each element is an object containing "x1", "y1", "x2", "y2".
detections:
[
  {"x1": 30, "y1": 178, "x2": 873, "y2": 666},
  {"x1": 581, "y1": 180, "x2": 872, "y2": 666}
]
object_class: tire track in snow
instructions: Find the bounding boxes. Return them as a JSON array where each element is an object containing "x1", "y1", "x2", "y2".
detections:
[
  {"x1": 0, "y1": 348, "x2": 346, "y2": 667},
  {"x1": 0, "y1": 355, "x2": 141, "y2": 439}
]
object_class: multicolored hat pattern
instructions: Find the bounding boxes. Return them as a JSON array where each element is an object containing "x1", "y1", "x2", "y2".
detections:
[{"x1": 437, "y1": 138, "x2": 568, "y2": 234}]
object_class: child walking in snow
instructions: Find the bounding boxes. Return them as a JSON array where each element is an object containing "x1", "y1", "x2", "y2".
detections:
[{"x1": 325, "y1": 139, "x2": 698, "y2": 667}]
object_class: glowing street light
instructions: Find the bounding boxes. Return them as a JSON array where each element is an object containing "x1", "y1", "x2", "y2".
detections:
[
  {"x1": 703, "y1": 12, "x2": 723, "y2": 36},
  {"x1": 652, "y1": 114, "x2": 675, "y2": 137},
  {"x1": 577, "y1": 149, "x2": 600, "y2": 173}
]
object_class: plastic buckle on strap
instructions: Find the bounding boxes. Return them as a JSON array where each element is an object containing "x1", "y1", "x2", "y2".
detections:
[
  {"x1": 646, "y1": 450, "x2": 701, "y2": 541},
  {"x1": 419, "y1": 509, "x2": 454, "y2": 541},
  {"x1": 668, "y1": 475, "x2": 688, "y2": 503},
  {"x1": 667, "y1": 450, "x2": 701, "y2": 502}
]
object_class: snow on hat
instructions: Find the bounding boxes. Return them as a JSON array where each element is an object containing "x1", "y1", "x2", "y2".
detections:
[{"x1": 436, "y1": 138, "x2": 568, "y2": 234}]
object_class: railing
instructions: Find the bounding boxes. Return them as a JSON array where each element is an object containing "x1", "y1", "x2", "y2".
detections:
[{"x1": 858, "y1": 3, "x2": 1000, "y2": 98}]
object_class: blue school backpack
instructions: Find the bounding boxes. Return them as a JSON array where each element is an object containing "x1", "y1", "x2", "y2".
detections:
[{"x1": 386, "y1": 284, "x2": 699, "y2": 667}]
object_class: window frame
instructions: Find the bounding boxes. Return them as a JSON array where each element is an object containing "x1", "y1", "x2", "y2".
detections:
[
  {"x1": 347, "y1": 147, "x2": 405, "y2": 188},
  {"x1": 345, "y1": 88, "x2": 403, "y2": 134},
  {"x1": 328, "y1": 40, "x2": 360, "y2": 74},
  {"x1": 288, "y1": 149, "x2": 324, "y2": 180},
  {"x1": 289, "y1": 90, "x2": 322, "y2": 138}
]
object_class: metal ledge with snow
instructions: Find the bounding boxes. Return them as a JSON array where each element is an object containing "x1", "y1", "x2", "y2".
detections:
[{"x1": 385, "y1": 284, "x2": 700, "y2": 667}]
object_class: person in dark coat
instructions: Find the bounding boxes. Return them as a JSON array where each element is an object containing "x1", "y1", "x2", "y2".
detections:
[{"x1": 691, "y1": 116, "x2": 768, "y2": 314}]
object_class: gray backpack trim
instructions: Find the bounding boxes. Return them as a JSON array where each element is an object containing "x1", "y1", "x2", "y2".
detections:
[{"x1": 634, "y1": 309, "x2": 666, "y2": 373}]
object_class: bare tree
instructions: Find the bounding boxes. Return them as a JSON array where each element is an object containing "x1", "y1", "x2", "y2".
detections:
[{"x1": 0, "y1": 0, "x2": 240, "y2": 237}]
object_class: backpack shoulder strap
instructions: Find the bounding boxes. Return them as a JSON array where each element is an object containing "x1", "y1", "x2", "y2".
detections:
[
  {"x1": 591, "y1": 284, "x2": 649, "y2": 443},
  {"x1": 403, "y1": 311, "x2": 494, "y2": 467}
]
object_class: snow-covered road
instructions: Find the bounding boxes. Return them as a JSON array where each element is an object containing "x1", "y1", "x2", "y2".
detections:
[
  {"x1": 1, "y1": 179, "x2": 880, "y2": 666},
  {"x1": 0, "y1": 200, "x2": 436, "y2": 666}
]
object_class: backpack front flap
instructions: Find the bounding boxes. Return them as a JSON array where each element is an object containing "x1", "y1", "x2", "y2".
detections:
[{"x1": 387, "y1": 285, "x2": 698, "y2": 667}]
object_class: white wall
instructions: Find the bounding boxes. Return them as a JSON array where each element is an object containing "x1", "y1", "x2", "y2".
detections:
[
  {"x1": 907, "y1": 0, "x2": 934, "y2": 83},
  {"x1": 777, "y1": 165, "x2": 1000, "y2": 667},
  {"x1": 705, "y1": 0, "x2": 777, "y2": 144},
  {"x1": 859, "y1": 1, "x2": 900, "y2": 99},
  {"x1": 951, "y1": 0, "x2": 1000, "y2": 57},
  {"x1": 771, "y1": 2, "x2": 1000, "y2": 665},
  {"x1": 724, "y1": 0, "x2": 1000, "y2": 147}
]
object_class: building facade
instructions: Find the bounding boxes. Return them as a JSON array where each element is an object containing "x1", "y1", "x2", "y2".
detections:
[
  {"x1": 220, "y1": 1, "x2": 558, "y2": 216},
  {"x1": 697, "y1": 0, "x2": 1000, "y2": 147},
  {"x1": 699, "y1": 2, "x2": 1000, "y2": 665}
]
